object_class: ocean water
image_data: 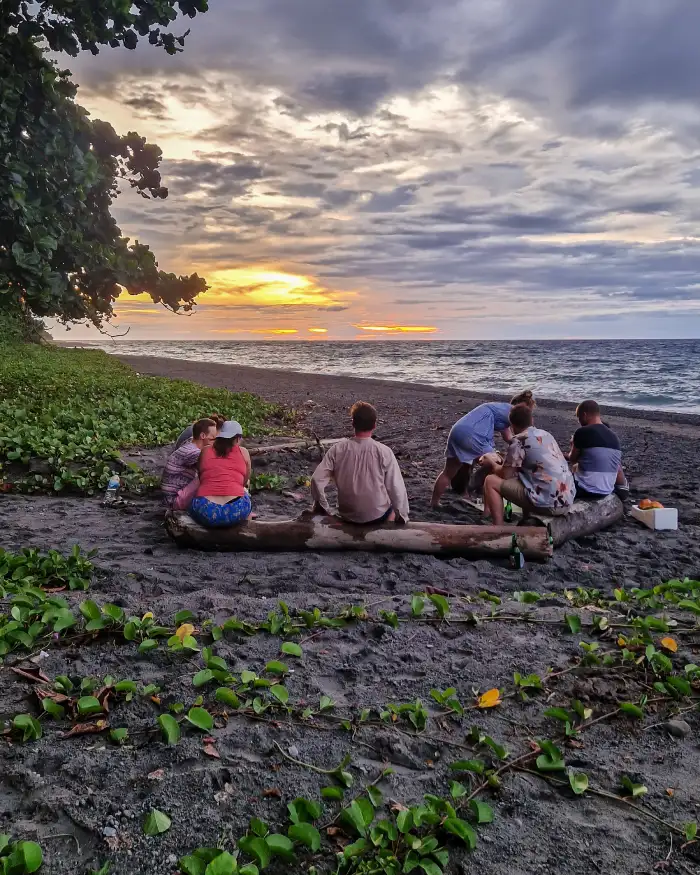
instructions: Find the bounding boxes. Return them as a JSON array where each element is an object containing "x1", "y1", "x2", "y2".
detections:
[{"x1": 85, "y1": 339, "x2": 700, "y2": 414}]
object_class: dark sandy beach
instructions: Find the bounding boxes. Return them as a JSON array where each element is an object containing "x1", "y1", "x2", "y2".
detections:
[{"x1": 2, "y1": 354, "x2": 700, "y2": 875}]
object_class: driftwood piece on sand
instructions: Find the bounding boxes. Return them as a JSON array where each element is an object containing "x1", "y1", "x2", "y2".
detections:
[
  {"x1": 165, "y1": 511, "x2": 553, "y2": 560},
  {"x1": 524, "y1": 494, "x2": 624, "y2": 547},
  {"x1": 247, "y1": 438, "x2": 341, "y2": 456}
]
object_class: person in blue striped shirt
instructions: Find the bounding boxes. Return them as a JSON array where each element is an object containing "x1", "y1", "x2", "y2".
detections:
[{"x1": 567, "y1": 400, "x2": 629, "y2": 500}]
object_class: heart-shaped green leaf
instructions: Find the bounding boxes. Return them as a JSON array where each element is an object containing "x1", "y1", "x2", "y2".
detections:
[{"x1": 143, "y1": 809, "x2": 171, "y2": 836}]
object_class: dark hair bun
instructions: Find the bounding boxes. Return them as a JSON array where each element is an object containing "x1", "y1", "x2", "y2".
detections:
[{"x1": 510, "y1": 389, "x2": 534, "y2": 406}]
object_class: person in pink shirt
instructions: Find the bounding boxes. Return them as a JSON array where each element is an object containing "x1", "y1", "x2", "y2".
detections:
[
  {"x1": 190, "y1": 420, "x2": 253, "y2": 527},
  {"x1": 161, "y1": 418, "x2": 217, "y2": 510},
  {"x1": 311, "y1": 401, "x2": 409, "y2": 525}
]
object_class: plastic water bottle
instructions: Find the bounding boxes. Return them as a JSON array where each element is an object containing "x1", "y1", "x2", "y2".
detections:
[{"x1": 103, "y1": 474, "x2": 120, "y2": 504}]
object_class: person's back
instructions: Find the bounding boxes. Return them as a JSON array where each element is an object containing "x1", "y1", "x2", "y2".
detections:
[
  {"x1": 574, "y1": 423, "x2": 621, "y2": 496},
  {"x1": 197, "y1": 444, "x2": 247, "y2": 498},
  {"x1": 326, "y1": 438, "x2": 399, "y2": 523},
  {"x1": 162, "y1": 442, "x2": 200, "y2": 506},
  {"x1": 311, "y1": 401, "x2": 409, "y2": 524},
  {"x1": 512, "y1": 426, "x2": 575, "y2": 510},
  {"x1": 161, "y1": 418, "x2": 217, "y2": 510},
  {"x1": 570, "y1": 400, "x2": 623, "y2": 498},
  {"x1": 190, "y1": 421, "x2": 252, "y2": 528},
  {"x1": 453, "y1": 402, "x2": 511, "y2": 442}
]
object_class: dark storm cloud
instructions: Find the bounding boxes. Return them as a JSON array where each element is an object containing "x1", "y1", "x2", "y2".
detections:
[
  {"x1": 66, "y1": 0, "x2": 700, "y2": 331},
  {"x1": 122, "y1": 95, "x2": 171, "y2": 120},
  {"x1": 302, "y1": 73, "x2": 391, "y2": 116},
  {"x1": 461, "y1": 0, "x2": 700, "y2": 111}
]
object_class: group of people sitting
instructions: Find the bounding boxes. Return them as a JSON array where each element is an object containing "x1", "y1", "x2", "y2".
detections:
[
  {"x1": 160, "y1": 393, "x2": 627, "y2": 529},
  {"x1": 161, "y1": 414, "x2": 253, "y2": 528},
  {"x1": 432, "y1": 392, "x2": 628, "y2": 524}
]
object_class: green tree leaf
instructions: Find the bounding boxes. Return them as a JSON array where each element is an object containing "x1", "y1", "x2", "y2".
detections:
[
  {"x1": 186, "y1": 707, "x2": 214, "y2": 731},
  {"x1": 238, "y1": 836, "x2": 271, "y2": 869},
  {"x1": 110, "y1": 727, "x2": 129, "y2": 745},
  {"x1": 158, "y1": 713, "x2": 181, "y2": 745},
  {"x1": 77, "y1": 695, "x2": 102, "y2": 716},
  {"x1": 288, "y1": 823, "x2": 321, "y2": 852},
  {"x1": 619, "y1": 703, "x2": 644, "y2": 719},
  {"x1": 179, "y1": 855, "x2": 206, "y2": 875},
  {"x1": 265, "y1": 660, "x2": 289, "y2": 675},
  {"x1": 204, "y1": 851, "x2": 237, "y2": 875},
  {"x1": 270, "y1": 684, "x2": 289, "y2": 704},
  {"x1": 265, "y1": 834, "x2": 295, "y2": 860},
  {"x1": 442, "y1": 817, "x2": 477, "y2": 849},
  {"x1": 568, "y1": 770, "x2": 589, "y2": 795},
  {"x1": 565, "y1": 614, "x2": 581, "y2": 634},
  {"x1": 287, "y1": 798, "x2": 322, "y2": 824},
  {"x1": 193, "y1": 669, "x2": 215, "y2": 688},
  {"x1": 411, "y1": 595, "x2": 425, "y2": 617},
  {"x1": 143, "y1": 809, "x2": 171, "y2": 836},
  {"x1": 215, "y1": 688, "x2": 240, "y2": 709},
  {"x1": 469, "y1": 800, "x2": 494, "y2": 823}
]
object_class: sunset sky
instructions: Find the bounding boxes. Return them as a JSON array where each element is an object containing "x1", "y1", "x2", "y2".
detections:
[{"x1": 53, "y1": 0, "x2": 700, "y2": 341}]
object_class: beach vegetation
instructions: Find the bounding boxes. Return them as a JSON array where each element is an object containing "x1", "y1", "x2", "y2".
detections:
[
  {"x1": 280, "y1": 641, "x2": 302, "y2": 658},
  {"x1": 143, "y1": 809, "x2": 171, "y2": 837},
  {"x1": 249, "y1": 472, "x2": 287, "y2": 493},
  {"x1": 0, "y1": 344, "x2": 278, "y2": 495},
  {"x1": 0, "y1": 837, "x2": 43, "y2": 873},
  {"x1": 4, "y1": 553, "x2": 700, "y2": 869}
]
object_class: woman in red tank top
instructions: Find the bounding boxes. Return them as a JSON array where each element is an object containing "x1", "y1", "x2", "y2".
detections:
[{"x1": 190, "y1": 421, "x2": 253, "y2": 527}]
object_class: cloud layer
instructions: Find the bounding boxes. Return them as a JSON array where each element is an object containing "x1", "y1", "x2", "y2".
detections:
[{"x1": 55, "y1": 0, "x2": 700, "y2": 339}]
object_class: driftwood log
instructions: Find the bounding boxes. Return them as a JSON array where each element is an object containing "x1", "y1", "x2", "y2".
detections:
[
  {"x1": 165, "y1": 511, "x2": 553, "y2": 560},
  {"x1": 247, "y1": 438, "x2": 341, "y2": 456},
  {"x1": 523, "y1": 494, "x2": 624, "y2": 547}
]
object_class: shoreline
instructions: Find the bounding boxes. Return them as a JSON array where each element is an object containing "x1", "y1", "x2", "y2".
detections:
[
  {"x1": 59, "y1": 341, "x2": 700, "y2": 422},
  {"x1": 116, "y1": 352, "x2": 700, "y2": 433}
]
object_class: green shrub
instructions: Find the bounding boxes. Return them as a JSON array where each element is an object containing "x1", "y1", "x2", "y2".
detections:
[{"x1": 0, "y1": 344, "x2": 279, "y2": 494}]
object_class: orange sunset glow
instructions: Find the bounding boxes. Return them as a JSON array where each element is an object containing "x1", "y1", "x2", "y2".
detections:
[
  {"x1": 116, "y1": 268, "x2": 349, "y2": 313},
  {"x1": 210, "y1": 328, "x2": 299, "y2": 335},
  {"x1": 203, "y1": 268, "x2": 349, "y2": 310},
  {"x1": 355, "y1": 325, "x2": 438, "y2": 334}
]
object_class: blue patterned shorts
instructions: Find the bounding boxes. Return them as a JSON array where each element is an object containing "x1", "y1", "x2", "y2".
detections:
[{"x1": 190, "y1": 494, "x2": 252, "y2": 527}]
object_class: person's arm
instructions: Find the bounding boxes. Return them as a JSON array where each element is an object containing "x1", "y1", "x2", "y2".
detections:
[
  {"x1": 567, "y1": 427, "x2": 584, "y2": 464},
  {"x1": 310, "y1": 450, "x2": 335, "y2": 514},
  {"x1": 240, "y1": 446, "x2": 252, "y2": 487},
  {"x1": 499, "y1": 427, "x2": 514, "y2": 444},
  {"x1": 499, "y1": 439, "x2": 523, "y2": 481},
  {"x1": 384, "y1": 453, "x2": 410, "y2": 523},
  {"x1": 197, "y1": 446, "x2": 207, "y2": 475}
]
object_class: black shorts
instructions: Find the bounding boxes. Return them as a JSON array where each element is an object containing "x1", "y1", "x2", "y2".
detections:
[
  {"x1": 342, "y1": 506, "x2": 393, "y2": 525},
  {"x1": 574, "y1": 484, "x2": 608, "y2": 502}
]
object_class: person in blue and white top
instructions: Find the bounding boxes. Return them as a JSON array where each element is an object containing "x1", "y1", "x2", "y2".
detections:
[
  {"x1": 430, "y1": 389, "x2": 536, "y2": 507},
  {"x1": 567, "y1": 399, "x2": 628, "y2": 500}
]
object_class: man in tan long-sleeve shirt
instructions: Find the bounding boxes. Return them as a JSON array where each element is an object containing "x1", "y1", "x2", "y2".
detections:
[{"x1": 311, "y1": 401, "x2": 410, "y2": 524}]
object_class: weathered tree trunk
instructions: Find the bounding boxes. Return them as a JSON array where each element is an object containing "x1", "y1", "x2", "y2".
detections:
[
  {"x1": 165, "y1": 511, "x2": 553, "y2": 559},
  {"x1": 523, "y1": 494, "x2": 624, "y2": 547},
  {"x1": 248, "y1": 438, "x2": 341, "y2": 456}
]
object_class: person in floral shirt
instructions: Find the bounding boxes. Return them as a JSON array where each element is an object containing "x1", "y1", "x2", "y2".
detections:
[{"x1": 483, "y1": 404, "x2": 575, "y2": 524}]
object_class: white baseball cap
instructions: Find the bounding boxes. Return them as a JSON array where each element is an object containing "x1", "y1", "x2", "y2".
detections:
[{"x1": 219, "y1": 420, "x2": 243, "y2": 438}]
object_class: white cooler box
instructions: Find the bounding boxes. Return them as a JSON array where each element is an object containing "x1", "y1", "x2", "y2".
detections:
[{"x1": 630, "y1": 505, "x2": 678, "y2": 531}]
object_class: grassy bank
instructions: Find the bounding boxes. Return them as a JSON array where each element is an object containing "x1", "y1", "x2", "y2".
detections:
[{"x1": 0, "y1": 343, "x2": 281, "y2": 494}]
